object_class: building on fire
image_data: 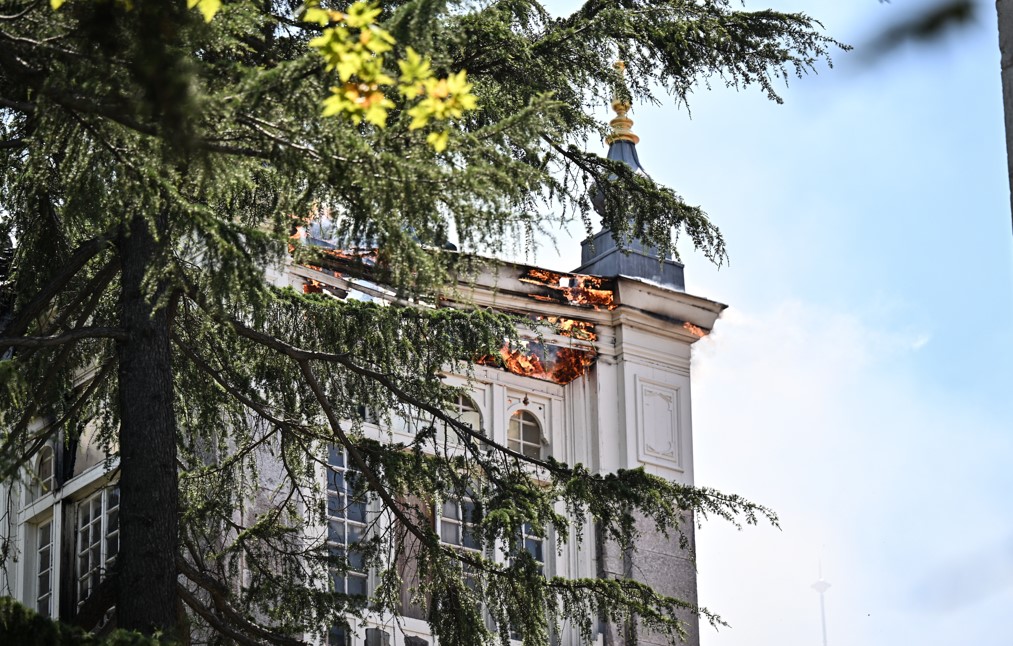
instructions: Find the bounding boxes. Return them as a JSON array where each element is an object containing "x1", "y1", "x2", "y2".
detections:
[{"x1": 0, "y1": 87, "x2": 727, "y2": 646}]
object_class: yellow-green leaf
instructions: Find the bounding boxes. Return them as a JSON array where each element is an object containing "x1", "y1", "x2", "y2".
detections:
[
  {"x1": 407, "y1": 104, "x2": 432, "y2": 130},
  {"x1": 321, "y1": 98, "x2": 343, "y2": 118},
  {"x1": 50, "y1": 0, "x2": 65, "y2": 9},
  {"x1": 303, "y1": 7, "x2": 331, "y2": 26},
  {"x1": 426, "y1": 130, "x2": 449, "y2": 153},
  {"x1": 188, "y1": 0, "x2": 221, "y2": 23},
  {"x1": 399, "y1": 82, "x2": 423, "y2": 100},
  {"x1": 335, "y1": 54, "x2": 363, "y2": 83},
  {"x1": 345, "y1": 1, "x2": 382, "y2": 28},
  {"x1": 307, "y1": 32, "x2": 333, "y2": 50},
  {"x1": 363, "y1": 29, "x2": 394, "y2": 55},
  {"x1": 363, "y1": 103, "x2": 390, "y2": 128},
  {"x1": 398, "y1": 47, "x2": 433, "y2": 88}
]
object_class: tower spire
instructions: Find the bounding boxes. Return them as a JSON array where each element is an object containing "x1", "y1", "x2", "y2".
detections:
[
  {"x1": 594, "y1": 60, "x2": 645, "y2": 185},
  {"x1": 607, "y1": 61, "x2": 640, "y2": 145},
  {"x1": 575, "y1": 60, "x2": 686, "y2": 291}
]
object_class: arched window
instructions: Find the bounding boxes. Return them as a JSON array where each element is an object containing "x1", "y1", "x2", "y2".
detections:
[
  {"x1": 30, "y1": 446, "x2": 54, "y2": 502},
  {"x1": 508, "y1": 411, "x2": 542, "y2": 459},
  {"x1": 453, "y1": 393, "x2": 482, "y2": 433},
  {"x1": 440, "y1": 393, "x2": 483, "y2": 446}
]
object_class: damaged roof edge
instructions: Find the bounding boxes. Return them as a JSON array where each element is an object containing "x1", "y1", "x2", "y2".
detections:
[
  {"x1": 457, "y1": 259, "x2": 728, "y2": 335},
  {"x1": 613, "y1": 275, "x2": 727, "y2": 332},
  {"x1": 288, "y1": 251, "x2": 728, "y2": 338}
]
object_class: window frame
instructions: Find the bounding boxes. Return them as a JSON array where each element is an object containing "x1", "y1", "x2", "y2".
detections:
[
  {"x1": 437, "y1": 494, "x2": 482, "y2": 554},
  {"x1": 29, "y1": 516, "x2": 55, "y2": 618},
  {"x1": 326, "y1": 445, "x2": 369, "y2": 599},
  {"x1": 17, "y1": 455, "x2": 118, "y2": 623},
  {"x1": 35, "y1": 446, "x2": 55, "y2": 500},
  {"x1": 433, "y1": 391, "x2": 485, "y2": 451},
  {"x1": 74, "y1": 484, "x2": 120, "y2": 609},
  {"x1": 507, "y1": 410, "x2": 544, "y2": 460},
  {"x1": 507, "y1": 523, "x2": 547, "y2": 643}
]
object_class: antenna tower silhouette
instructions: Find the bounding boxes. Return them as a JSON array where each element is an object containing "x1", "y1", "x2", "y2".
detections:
[{"x1": 811, "y1": 562, "x2": 831, "y2": 646}]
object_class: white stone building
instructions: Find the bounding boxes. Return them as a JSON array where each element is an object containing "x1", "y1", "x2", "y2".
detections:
[{"x1": 1, "y1": 106, "x2": 726, "y2": 646}]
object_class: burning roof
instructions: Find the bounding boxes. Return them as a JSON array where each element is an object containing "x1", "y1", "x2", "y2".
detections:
[
  {"x1": 538, "y1": 316, "x2": 597, "y2": 342},
  {"x1": 477, "y1": 339, "x2": 597, "y2": 386},
  {"x1": 286, "y1": 235, "x2": 723, "y2": 385},
  {"x1": 682, "y1": 321, "x2": 707, "y2": 338},
  {"x1": 518, "y1": 269, "x2": 616, "y2": 311}
]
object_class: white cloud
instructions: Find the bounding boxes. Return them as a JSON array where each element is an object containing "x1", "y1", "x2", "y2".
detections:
[
  {"x1": 690, "y1": 300, "x2": 1013, "y2": 646},
  {"x1": 909, "y1": 333, "x2": 931, "y2": 351}
]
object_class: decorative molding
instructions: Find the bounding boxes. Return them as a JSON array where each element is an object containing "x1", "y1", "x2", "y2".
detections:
[
  {"x1": 614, "y1": 350, "x2": 691, "y2": 376},
  {"x1": 471, "y1": 365, "x2": 566, "y2": 398},
  {"x1": 635, "y1": 375, "x2": 683, "y2": 471}
]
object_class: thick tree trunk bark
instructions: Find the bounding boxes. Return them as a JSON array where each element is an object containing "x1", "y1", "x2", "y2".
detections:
[
  {"x1": 997, "y1": 0, "x2": 1013, "y2": 231},
  {"x1": 115, "y1": 214, "x2": 180, "y2": 636}
]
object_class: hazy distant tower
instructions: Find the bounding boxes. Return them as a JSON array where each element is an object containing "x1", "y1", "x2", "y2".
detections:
[{"x1": 811, "y1": 565, "x2": 831, "y2": 646}]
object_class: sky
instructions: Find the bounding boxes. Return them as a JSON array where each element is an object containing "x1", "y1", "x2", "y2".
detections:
[
  {"x1": 530, "y1": 1, "x2": 1013, "y2": 644},
  {"x1": 4, "y1": 2, "x2": 1007, "y2": 643}
]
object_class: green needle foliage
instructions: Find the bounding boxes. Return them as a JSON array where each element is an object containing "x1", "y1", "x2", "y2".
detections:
[
  {"x1": 0, "y1": 597, "x2": 161, "y2": 646},
  {"x1": 0, "y1": 0, "x2": 843, "y2": 643}
]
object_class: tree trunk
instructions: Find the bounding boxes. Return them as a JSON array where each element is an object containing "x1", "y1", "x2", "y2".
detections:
[
  {"x1": 996, "y1": 0, "x2": 1013, "y2": 231},
  {"x1": 115, "y1": 214, "x2": 180, "y2": 636}
]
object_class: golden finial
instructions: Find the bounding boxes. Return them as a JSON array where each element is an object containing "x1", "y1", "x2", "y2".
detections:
[{"x1": 607, "y1": 61, "x2": 640, "y2": 145}]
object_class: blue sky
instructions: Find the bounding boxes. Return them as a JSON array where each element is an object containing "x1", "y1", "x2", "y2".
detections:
[{"x1": 533, "y1": 1, "x2": 1013, "y2": 644}]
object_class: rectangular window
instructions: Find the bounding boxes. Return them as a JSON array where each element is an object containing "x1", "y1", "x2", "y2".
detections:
[
  {"x1": 327, "y1": 446, "x2": 367, "y2": 597},
  {"x1": 439, "y1": 498, "x2": 480, "y2": 552},
  {"x1": 36, "y1": 520, "x2": 53, "y2": 618},
  {"x1": 76, "y1": 485, "x2": 119, "y2": 607},
  {"x1": 520, "y1": 523, "x2": 544, "y2": 571},
  {"x1": 439, "y1": 494, "x2": 484, "y2": 597},
  {"x1": 327, "y1": 624, "x2": 350, "y2": 646},
  {"x1": 510, "y1": 524, "x2": 545, "y2": 641}
]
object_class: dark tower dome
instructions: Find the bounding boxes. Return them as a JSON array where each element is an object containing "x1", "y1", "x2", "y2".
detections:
[{"x1": 577, "y1": 63, "x2": 685, "y2": 291}]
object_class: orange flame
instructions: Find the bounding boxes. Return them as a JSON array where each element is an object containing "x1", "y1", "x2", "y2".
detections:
[
  {"x1": 682, "y1": 322, "x2": 706, "y2": 338},
  {"x1": 519, "y1": 269, "x2": 617, "y2": 311},
  {"x1": 499, "y1": 346, "x2": 545, "y2": 377},
  {"x1": 540, "y1": 316, "x2": 598, "y2": 342},
  {"x1": 548, "y1": 347, "x2": 597, "y2": 384},
  {"x1": 477, "y1": 340, "x2": 597, "y2": 385}
]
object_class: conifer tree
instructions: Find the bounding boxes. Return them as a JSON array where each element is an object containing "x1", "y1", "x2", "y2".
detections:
[{"x1": 0, "y1": 0, "x2": 842, "y2": 642}]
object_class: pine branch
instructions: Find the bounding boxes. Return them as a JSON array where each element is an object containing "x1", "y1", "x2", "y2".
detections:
[
  {"x1": 0, "y1": 4, "x2": 34, "y2": 23},
  {"x1": 222, "y1": 310, "x2": 773, "y2": 534},
  {"x1": 296, "y1": 356, "x2": 513, "y2": 587},
  {"x1": 225, "y1": 316, "x2": 547, "y2": 469},
  {"x1": 172, "y1": 336, "x2": 292, "y2": 473},
  {"x1": 15, "y1": 258, "x2": 120, "y2": 365},
  {"x1": 177, "y1": 583, "x2": 302, "y2": 646},
  {"x1": 0, "y1": 270, "x2": 120, "y2": 479},
  {"x1": 0, "y1": 326, "x2": 125, "y2": 347},
  {"x1": 178, "y1": 556, "x2": 307, "y2": 645},
  {"x1": 0, "y1": 96, "x2": 34, "y2": 113},
  {"x1": 0, "y1": 234, "x2": 114, "y2": 340},
  {"x1": 2, "y1": 359, "x2": 115, "y2": 478},
  {"x1": 297, "y1": 357, "x2": 438, "y2": 550}
]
